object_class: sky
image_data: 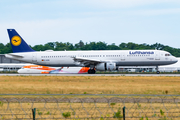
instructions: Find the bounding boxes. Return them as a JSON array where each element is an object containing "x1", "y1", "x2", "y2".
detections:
[{"x1": 0, "y1": 0, "x2": 180, "y2": 48}]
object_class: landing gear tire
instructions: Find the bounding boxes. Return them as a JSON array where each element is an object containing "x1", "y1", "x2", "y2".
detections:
[
  {"x1": 156, "y1": 66, "x2": 160, "y2": 74},
  {"x1": 88, "y1": 69, "x2": 96, "y2": 74}
]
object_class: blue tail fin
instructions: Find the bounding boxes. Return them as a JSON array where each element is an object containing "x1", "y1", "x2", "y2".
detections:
[{"x1": 7, "y1": 29, "x2": 35, "y2": 53}]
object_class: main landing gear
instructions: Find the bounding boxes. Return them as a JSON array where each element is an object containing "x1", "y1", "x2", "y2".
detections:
[
  {"x1": 88, "y1": 68, "x2": 96, "y2": 74},
  {"x1": 156, "y1": 66, "x2": 160, "y2": 74}
]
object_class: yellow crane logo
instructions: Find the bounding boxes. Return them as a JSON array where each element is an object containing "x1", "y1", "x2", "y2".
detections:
[{"x1": 11, "y1": 36, "x2": 22, "y2": 46}]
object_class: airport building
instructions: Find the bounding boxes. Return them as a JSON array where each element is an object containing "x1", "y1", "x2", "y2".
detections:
[{"x1": 0, "y1": 54, "x2": 30, "y2": 72}]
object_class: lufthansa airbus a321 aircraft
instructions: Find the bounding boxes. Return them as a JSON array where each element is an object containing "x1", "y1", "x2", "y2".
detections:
[{"x1": 5, "y1": 29, "x2": 178, "y2": 74}]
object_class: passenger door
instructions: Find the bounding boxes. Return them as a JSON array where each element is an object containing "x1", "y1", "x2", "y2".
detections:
[
  {"x1": 121, "y1": 52, "x2": 125, "y2": 61},
  {"x1": 155, "y1": 51, "x2": 160, "y2": 60},
  {"x1": 32, "y1": 53, "x2": 37, "y2": 63}
]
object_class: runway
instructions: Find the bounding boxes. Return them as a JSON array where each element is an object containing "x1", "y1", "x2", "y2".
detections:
[{"x1": 1, "y1": 73, "x2": 180, "y2": 76}]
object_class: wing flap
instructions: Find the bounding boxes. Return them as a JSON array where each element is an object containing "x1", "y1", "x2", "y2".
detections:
[
  {"x1": 73, "y1": 57, "x2": 104, "y2": 66},
  {"x1": 73, "y1": 57, "x2": 102, "y2": 62}
]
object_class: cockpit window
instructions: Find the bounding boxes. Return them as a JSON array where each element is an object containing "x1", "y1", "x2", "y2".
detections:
[{"x1": 165, "y1": 54, "x2": 171, "y2": 56}]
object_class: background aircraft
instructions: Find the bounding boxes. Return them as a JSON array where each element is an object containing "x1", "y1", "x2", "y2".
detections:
[{"x1": 17, "y1": 65, "x2": 89, "y2": 74}]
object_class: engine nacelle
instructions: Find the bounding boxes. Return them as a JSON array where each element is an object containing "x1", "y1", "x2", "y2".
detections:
[{"x1": 96, "y1": 63, "x2": 116, "y2": 71}]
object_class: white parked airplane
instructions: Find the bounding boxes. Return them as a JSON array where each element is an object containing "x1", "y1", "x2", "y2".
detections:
[
  {"x1": 5, "y1": 29, "x2": 178, "y2": 74},
  {"x1": 17, "y1": 65, "x2": 89, "y2": 74}
]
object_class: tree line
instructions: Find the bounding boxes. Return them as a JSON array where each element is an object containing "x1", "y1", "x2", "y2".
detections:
[{"x1": 0, "y1": 40, "x2": 180, "y2": 57}]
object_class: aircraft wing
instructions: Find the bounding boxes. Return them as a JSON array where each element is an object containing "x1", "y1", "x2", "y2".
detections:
[{"x1": 73, "y1": 57, "x2": 104, "y2": 66}]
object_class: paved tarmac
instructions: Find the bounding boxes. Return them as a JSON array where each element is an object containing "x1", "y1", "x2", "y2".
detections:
[{"x1": 0, "y1": 73, "x2": 180, "y2": 76}]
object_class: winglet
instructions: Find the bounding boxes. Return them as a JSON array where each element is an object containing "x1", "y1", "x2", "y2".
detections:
[{"x1": 7, "y1": 29, "x2": 35, "y2": 53}]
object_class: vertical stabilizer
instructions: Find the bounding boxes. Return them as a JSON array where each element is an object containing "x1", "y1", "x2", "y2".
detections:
[{"x1": 7, "y1": 29, "x2": 35, "y2": 53}]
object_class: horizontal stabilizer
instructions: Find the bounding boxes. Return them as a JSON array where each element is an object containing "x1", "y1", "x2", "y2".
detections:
[{"x1": 5, "y1": 53, "x2": 24, "y2": 58}]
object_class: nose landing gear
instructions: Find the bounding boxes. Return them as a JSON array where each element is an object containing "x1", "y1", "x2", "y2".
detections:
[{"x1": 156, "y1": 66, "x2": 160, "y2": 74}]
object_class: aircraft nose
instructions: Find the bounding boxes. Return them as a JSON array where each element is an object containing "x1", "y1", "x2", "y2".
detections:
[
  {"x1": 174, "y1": 57, "x2": 178, "y2": 63},
  {"x1": 17, "y1": 69, "x2": 21, "y2": 73},
  {"x1": 172, "y1": 57, "x2": 178, "y2": 64}
]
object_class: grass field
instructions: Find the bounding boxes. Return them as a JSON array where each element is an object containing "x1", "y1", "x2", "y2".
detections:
[
  {"x1": 0, "y1": 76, "x2": 180, "y2": 95},
  {"x1": 0, "y1": 76, "x2": 180, "y2": 119}
]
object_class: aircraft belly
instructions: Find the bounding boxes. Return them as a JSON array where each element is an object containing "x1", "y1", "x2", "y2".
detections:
[{"x1": 116, "y1": 61, "x2": 175, "y2": 66}]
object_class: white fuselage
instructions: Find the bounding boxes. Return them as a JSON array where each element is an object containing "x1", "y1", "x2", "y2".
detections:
[{"x1": 5, "y1": 50, "x2": 177, "y2": 67}]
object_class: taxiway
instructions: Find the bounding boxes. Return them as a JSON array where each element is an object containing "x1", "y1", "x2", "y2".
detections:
[{"x1": 0, "y1": 74, "x2": 180, "y2": 76}]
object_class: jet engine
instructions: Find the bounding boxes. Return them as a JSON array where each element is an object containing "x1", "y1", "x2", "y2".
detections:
[{"x1": 96, "y1": 63, "x2": 116, "y2": 71}]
